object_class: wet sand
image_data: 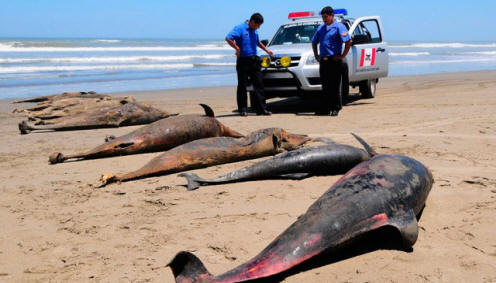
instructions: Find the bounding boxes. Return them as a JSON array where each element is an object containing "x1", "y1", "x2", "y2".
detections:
[{"x1": 0, "y1": 71, "x2": 495, "y2": 282}]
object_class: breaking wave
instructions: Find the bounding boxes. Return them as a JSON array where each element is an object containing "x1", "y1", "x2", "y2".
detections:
[
  {"x1": 0, "y1": 45, "x2": 231, "y2": 52},
  {"x1": 390, "y1": 43, "x2": 496, "y2": 48},
  {"x1": 0, "y1": 63, "x2": 195, "y2": 74},
  {"x1": 389, "y1": 52, "x2": 430, "y2": 56},
  {"x1": 0, "y1": 54, "x2": 231, "y2": 64}
]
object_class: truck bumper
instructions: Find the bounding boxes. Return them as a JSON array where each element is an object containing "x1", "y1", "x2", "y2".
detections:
[{"x1": 247, "y1": 66, "x2": 322, "y2": 95}]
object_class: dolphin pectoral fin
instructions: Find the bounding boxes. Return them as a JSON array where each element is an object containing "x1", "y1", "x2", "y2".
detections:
[
  {"x1": 168, "y1": 251, "x2": 214, "y2": 283},
  {"x1": 386, "y1": 209, "x2": 419, "y2": 249},
  {"x1": 277, "y1": 173, "x2": 311, "y2": 180}
]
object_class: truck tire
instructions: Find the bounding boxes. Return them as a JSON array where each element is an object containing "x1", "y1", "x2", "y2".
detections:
[{"x1": 359, "y1": 79, "x2": 377, "y2": 99}]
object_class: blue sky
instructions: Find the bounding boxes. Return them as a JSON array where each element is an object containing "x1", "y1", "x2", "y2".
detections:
[{"x1": 0, "y1": 0, "x2": 494, "y2": 42}]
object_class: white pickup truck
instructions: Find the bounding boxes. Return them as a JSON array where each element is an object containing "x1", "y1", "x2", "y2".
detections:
[{"x1": 249, "y1": 9, "x2": 389, "y2": 99}]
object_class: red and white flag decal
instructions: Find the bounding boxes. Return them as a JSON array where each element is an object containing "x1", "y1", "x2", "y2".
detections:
[{"x1": 360, "y1": 48, "x2": 376, "y2": 67}]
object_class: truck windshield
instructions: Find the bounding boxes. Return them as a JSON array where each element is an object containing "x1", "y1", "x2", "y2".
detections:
[{"x1": 270, "y1": 24, "x2": 320, "y2": 46}]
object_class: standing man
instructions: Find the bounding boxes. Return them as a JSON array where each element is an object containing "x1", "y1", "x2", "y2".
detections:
[
  {"x1": 312, "y1": 6, "x2": 352, "y2": 116},
  {"x1": 226, "y1": 13, "x2": 273, "y2": 116}
]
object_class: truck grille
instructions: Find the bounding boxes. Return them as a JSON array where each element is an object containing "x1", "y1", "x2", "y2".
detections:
[{"x1": 266, "y1": 56, "x2": 301, "y2": 68}]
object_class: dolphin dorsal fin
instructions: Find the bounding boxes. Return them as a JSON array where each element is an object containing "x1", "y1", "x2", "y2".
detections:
[{"x1": 199, "y1": 104, "x2": 215, "y2": 117}]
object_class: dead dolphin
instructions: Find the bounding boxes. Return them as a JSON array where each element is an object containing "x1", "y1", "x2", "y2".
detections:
[
  {"x1": 179, "y1": 133, "x2": 376, "y2": 190},
  {"x1": 95, "y1": 128, "x2": 310, "y2": 187},
  {"x1": 18, "y1": 101, "x2": 172, "y2": 134},
  {"x1": 25, "y1": 96, "x2": 137, "y2": 122},
  {"x1": 49, "y1": 104, "x2": 243, "y2": 164},
  {"x1": 13, "y1": 91, "x2": 108, "y2": 104},
  {"x1": 168, "y1": 153, "x2": 434, "y2": 282}
]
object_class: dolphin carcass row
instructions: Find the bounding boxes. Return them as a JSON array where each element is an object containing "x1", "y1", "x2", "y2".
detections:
[
  {"x1": 12, "y1": 91, "x2": 109, "y2": 104},
  {"x1": 49, "y1": 104, "x2": 243, "y2": 164},
  {"x1": 95, "y1": 127, "x2": 310, "y2": 187},
  {"x1": 179, "y1": 133, "x2": 376, "y2": 190},
  {"x1": 21, "y1": 96, "x2": 137, "y2": 123},
  {"x1": 168, "y1": 154, "x2": 434, "y2": 282},
  {"x1": 18, "y1": 100, "x2": 174, "y2": 134}
]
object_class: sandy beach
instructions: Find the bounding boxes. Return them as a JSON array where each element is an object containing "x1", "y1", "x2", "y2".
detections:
[{"x1": 0, "y1": 70, "x2": 495, "y2": 282}]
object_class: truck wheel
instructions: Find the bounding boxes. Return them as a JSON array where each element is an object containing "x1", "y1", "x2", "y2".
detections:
[{"x1": 359, "y1": 79, "x2": 377, "y2": 99}]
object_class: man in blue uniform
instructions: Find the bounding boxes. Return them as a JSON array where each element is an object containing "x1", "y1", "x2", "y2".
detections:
[
  {"x1": 226, "y1": 13, "x2": 273, "y2": 116},
  {"x1": 312, "y1": 6, "x2": 352, "y2": 116}
]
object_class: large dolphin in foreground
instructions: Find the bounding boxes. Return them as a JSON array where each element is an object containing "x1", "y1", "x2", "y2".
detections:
[
  {"x1": 95, "y1": 128, "x2": 310, "y2": 187},
  {"x1": 179, "y1": 134, "x2": 376, "y2": 190},
  {"x1": 49, "y1": 104, "x2": 243, "y2": 164},
  {"x1": 168, "y1": 153, "x2": 434, "y2": 282}
]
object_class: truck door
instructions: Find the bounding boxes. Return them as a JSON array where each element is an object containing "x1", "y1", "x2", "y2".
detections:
[{"x1": 348, "y1": 16, "x2": 389, "y2": 81}]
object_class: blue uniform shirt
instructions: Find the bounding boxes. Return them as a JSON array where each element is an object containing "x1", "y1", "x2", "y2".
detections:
[
  {"x1": 312, "y1": 21, "x2": 351, "y2": 57},
  {"x1": 226, "y1": 21, "x2": 260, "y2": 58}
]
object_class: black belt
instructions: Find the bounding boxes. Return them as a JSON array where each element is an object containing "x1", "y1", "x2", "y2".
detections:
[
  {"x1": 321, "y1": 56, "x2": 341, "y2": 62},
  {"x1": 239, "y1": 56, "x2": 258, "y2": 60}
]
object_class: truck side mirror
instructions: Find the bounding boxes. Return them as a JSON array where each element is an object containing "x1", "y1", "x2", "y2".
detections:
[
  {"x1": 352, "y1": 34, "x2": 369, "y2": 45},
  {"x1": 261, "y1": 39, "x2": 269, "y2": 46}
]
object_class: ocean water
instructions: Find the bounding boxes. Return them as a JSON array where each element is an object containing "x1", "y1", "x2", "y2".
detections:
[{"x1": 1, "y1": 38, "x2": 495, "y2": 99}]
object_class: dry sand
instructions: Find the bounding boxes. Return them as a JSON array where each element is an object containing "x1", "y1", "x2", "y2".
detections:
[{"x1": 0, "y1": 71, "x2": 495, "y2": 282}]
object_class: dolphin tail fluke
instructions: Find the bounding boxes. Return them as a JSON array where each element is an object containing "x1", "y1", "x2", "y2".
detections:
[
  {"x1": 18, "y1": 120, "x2": 32, "y2": 135},
  {"x1": 351, "y1": 133, "x2": 377, "y2": 156},
  {"x1": 178, "y1": 173, "x2": 202, "y2": 190},
  {"x1": 93, "y1": 173, "x2": 118, "y2": 188},
  {"x1": 168, "y1": 251, "x2": 214, "y2": 283},
  {"x1": 199, "y1": 104, "x2": 215, "y2": 117},
  {"x1": 49, "y1": 152, "x2": 66, "y2": 164}
]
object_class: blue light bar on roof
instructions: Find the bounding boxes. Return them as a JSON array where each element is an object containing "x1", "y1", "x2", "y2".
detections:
[{"x1": 333, "y1": 9, "x2": 348, "y2": 16}]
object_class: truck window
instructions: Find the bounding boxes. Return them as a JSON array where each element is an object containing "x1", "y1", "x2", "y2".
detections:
[
  {"x1": 270, "y1": 24, "x2": 320, "y2": 45},
  {"x1": 359, "y1": 20, "x2": 382, "y2": 43},
  {"x1": 353, "y1": 25, "x2": 363, "y2": 38}
]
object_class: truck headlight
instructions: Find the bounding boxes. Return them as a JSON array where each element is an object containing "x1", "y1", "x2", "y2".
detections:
[
  {"x1": 306, "y1": 55, "x2": 319, "y2": 65},
  {"x1": 261, "y1": 56, "x2": 271, "y2": 68},
  {"x1": 280, "y1": 55, "x2": 291, "y2": 67}
]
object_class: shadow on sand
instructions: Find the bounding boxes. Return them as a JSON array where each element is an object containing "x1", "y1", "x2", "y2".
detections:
[
  {"x1": 245, "y1": 226, "x2": 410, "y2": 283},
  {"x1": 220, "y1": 92, "x2": 374, "y2": 118}
]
